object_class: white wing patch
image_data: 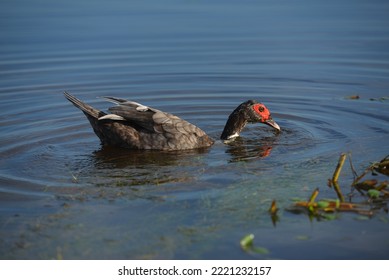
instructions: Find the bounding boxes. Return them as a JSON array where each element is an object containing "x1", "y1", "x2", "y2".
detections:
[
  {"x1": 227, "y1": 132, "x2": 240, "y2": 139},
  {"x1": 98, "y1": 114, "x2": 126, "y2": 121},
  {"x1": 135, "y1": 105, "x2": 149, "y2": 112}
]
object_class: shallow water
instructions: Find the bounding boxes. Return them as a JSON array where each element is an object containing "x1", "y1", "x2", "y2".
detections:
[{"x1": 1, "y1": 0, "x2": 389, "y2": 259}]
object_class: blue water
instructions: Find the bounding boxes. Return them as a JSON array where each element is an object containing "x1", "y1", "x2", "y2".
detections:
[{"x1": 1, "y1": 0, "x2": 389, "y2": 259}]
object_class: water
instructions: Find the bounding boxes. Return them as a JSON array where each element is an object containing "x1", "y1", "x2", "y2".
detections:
[{"x1": 1, "y1": 0, "x2": 389, "y2": 259}]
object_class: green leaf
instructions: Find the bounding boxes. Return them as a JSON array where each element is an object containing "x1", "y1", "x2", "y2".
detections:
[
  {"x1": 367, "y1": 189, "x2": 380, "y2": 198},
  {"x1": 240, "y1": 234, "x2": 254, "y2": 249},
  {"x1": 240, "y1": 234, "x2": 269, "y2": 255},
  {"x1": 335, "y1": 199, "x2": 340, "y2": 209},
  {"x1": 317, "y1": 201, "x2": 330, "y2": 208}
]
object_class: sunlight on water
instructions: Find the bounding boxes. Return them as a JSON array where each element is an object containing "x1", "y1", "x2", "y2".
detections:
[{"x1": 0, "y1": 0, "x2": 389, "y2": 259}]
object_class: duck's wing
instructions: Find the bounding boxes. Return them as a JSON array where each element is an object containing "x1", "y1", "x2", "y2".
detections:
[{"x1": 99, "y1": 97, "x2": 207, "y2": 137}]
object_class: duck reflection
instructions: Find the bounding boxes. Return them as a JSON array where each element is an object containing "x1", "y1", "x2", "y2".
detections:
[
  {"x1": 224, "y1": 133, "x2": 279, "y2": 162},
  {"x1": 92, "y1": 145, "x2": 210, "y2": 167},
  {"x1": 86, "y1": 131, "x2": 278, "y2": 189},
  {"x1": 90, "y1": 145, "x2": 210, "y2": 187}
]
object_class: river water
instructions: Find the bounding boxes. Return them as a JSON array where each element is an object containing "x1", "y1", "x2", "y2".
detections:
[{"x1": 1, "y1": 0, "x2": 388, "y2": 259}]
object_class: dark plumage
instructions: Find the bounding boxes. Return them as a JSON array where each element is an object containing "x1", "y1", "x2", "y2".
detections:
[{"x1": 64, "y1": 92, "x2": 280, "y2": 150}]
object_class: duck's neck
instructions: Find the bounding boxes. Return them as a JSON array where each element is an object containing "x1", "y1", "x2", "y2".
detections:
[{"x1": 220, "y1": 109, "x2": 248, "y2": 140}]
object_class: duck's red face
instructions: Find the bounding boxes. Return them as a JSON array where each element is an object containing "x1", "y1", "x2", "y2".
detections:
[
  {"x1": 252, "y1": 103, "x2": 281, "y2": 131},
  {"x1": 253, "y1": 103, "x2": 271, "y2": 120}
]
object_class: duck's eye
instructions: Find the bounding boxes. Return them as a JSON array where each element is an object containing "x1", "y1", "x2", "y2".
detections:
[{"x1": 258, "y1": 106, "x2": 264, "y2": 112}]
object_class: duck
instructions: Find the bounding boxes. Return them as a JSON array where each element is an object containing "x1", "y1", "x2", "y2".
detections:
[{"x1": 64, "y1": 92, "x2": 280, "y2": 150}]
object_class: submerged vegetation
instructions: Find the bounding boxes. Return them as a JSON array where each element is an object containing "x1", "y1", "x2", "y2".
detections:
[
  {"x1": 287, "y1": 154, "x2": 388, "y2": 219},
  {"x1": 241, "y1": 154, "x2": 388, "y2": 255}
]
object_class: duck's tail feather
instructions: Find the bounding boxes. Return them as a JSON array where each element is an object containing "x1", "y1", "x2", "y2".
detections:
[{"x1": 64, "y1": 92, "x2": 105, "y2": 119}]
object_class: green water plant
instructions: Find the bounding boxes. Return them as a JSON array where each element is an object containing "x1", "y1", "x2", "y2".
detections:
[
  {"x1": 286, "y1": 154, "x2": 388, "y2": 219},
  {"x1": 240, "y1": 234, "x2": 269, "y2": 255}
]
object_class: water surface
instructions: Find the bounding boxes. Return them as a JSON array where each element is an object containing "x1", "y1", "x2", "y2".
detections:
[{"x1": 1, "y1": 0, "x2": 389, "y2": 259}]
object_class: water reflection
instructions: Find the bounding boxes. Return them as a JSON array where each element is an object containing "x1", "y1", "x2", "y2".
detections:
[
  {"x1": 92, "y1": 145, "x2": 210, "y2": 168},
  {"x1": 224, "y1": 136, "x2": 278, "y2": 162},
  {"x1": 87, "y1": 145, "x2": 210, "y2": 188},
  {"x1": 1, "y1": 0, "x2": 389, "y2": 260}
]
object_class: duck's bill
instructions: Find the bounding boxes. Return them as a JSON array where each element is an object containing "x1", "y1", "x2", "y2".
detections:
[{"x1": 264, "y1": 119, "x2": 281, "y2": 131}]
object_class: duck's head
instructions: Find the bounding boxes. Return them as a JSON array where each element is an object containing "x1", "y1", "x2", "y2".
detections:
[{"x1": 220, "y1": 100, "x2": 280, "y2": 141}]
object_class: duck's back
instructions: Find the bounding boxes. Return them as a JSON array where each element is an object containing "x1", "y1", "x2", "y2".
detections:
[{"x1": 64, "y1": 93, "x2": 214, "y2": 150}]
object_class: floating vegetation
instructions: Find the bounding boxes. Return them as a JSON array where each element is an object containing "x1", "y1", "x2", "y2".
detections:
[
  {"x1": 344, "y1": 94, "x2": 389, "y2": 102},
  {"x1": 369, "y1": 96, "x2": 389, "y2": 102},
  {"x1": 240, "y1": 234, "x2": 269, "y2": 255},
  {"x1": 372, "y1": 155, "x2": 389, "y2": 176},
  {"x1": 345, "y1": 95, "x2": 360, "y2": 100},
  {"x1": 286, "y1": 154, "x2": 389, "y2": 220},
  {"x1": 268, "y1": 199, "x2": 279, "y2": 226},
  {"x1": 240, "y1": 154, "x2": 388, "y2": 255}
]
